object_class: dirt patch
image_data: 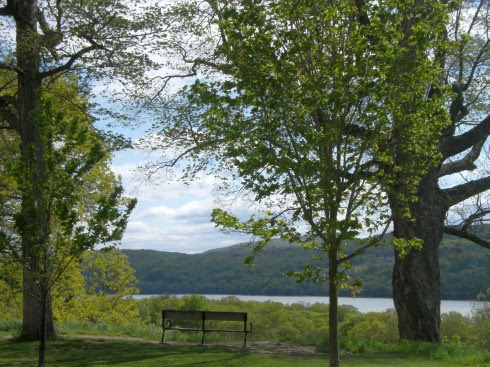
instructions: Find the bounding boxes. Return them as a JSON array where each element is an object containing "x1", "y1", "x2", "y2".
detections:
[{"x1": 65, "y1": 334, "x2": 328, "y2": 356}]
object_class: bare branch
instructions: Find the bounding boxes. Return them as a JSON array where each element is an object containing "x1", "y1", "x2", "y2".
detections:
[
  {"x1": 442, "y1": 114, "x2": 490, "y2": 158},
  {"x1": 38, "y1": 9, "x2": 63, "y2": 60},
  {"x1": 463, "y1": 38, "x2": 489, "y2": 91},
  {"x1": 461, "y1": 209, "x2": 490, "y2": 232},
  {"x1": 445, "y1": 176, "x2": 490, "y2": 207},
  {"x1": 444, "y1": 226, "x2": 490, "y2": 249},
  {"x1": 438, "y1": 138, "x2": 486, "y2": 177}
]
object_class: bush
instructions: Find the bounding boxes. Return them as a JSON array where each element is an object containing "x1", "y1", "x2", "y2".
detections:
[
  {"x1": 0, "y1": 319, "x2": 22, "y2": 333},
  {"x1": 441, "y1": 312, "x2": 473, "y2": 343},
  {"x1": 341, "y1": 309, "x2": 398, "y2": 345}
]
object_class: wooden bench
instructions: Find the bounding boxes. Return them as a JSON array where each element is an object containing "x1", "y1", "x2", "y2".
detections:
[{"x1": 161, "y1": 310, "x2": 253, "y2": 346}]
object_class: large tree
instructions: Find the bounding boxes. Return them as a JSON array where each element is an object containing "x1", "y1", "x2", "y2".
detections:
[
  {"x1": 0, "y1": 79, "x2": 136, "y2": 366},
  {"x1": 0, "y1": 0, "x2": 158, "y2": 340},
  {"x1": 142, "y1": 1, "x2": 449, "y2": 365},
  {"x1": 390, "y1": 0, "x2": 489, "y2": 342}
]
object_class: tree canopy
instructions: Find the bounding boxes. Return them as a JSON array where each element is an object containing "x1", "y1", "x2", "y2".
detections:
[{"x1": 142, "y1": 1, "x2": 453, "y2": 365}]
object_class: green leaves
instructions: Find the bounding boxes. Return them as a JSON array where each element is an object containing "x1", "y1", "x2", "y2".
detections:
[
  {"x1": 153, "y1": 0, "x2": 451, "y2": 279},
  {"x1": 1, "y1": 76, "x2": 135, "y2": 292},
  {"x1": 392, "y1": 237, "x2": 424, "y2": 260}
]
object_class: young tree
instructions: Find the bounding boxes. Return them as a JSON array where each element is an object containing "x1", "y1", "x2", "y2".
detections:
[
  {"x1": 143, "y1": 1, "x2": 449, "y2": 365},
  {"x1": 0, "y1": 0, "x2": 158, "y2": 340},
  {"x1": 0, "y1": 79, "x2": 136, "y2": 366},
  {"x1": 80, "y1": 249, "x2": 140, "y2": 324}
]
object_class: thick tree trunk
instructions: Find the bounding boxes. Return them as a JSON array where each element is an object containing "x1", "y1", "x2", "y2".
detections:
[
  {"x1": 391, "y1": 171, "x2": 448, "y2": 342},
  {"x1": 15, "y1": 0, "x2": 55, "y2": 341}
]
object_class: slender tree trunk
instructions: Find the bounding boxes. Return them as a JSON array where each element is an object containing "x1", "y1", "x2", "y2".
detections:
[
  {"x1": 391, "y1": 171, "x2": 447, "y2": 342},
  {"x1": 15, "y1": 0, "x2": 55, "y2": 341},
  {"x1": 38, "y1": 287, "x2": 47, "y2": 367},
  {"x1": 328, "y1": 250, "x2": 340, "y2": 367}
]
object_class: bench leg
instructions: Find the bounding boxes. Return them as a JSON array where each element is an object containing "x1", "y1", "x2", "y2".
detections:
[
  {"x1": 161, "y1": 329, "x2": 165, "y2": 344},
  {"x1": 201, "y1": 331, "x2": 206, "y2": 345}
]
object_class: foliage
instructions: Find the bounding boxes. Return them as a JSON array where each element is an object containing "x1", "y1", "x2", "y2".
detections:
[
  {"x1": 1, "y1": 291, "x2": 489, "y2": 367},
  {"x1": 0, "y1": 248, "x2": 140, "y2": 325},
  {"x1": 80, "y1": 249, "x2": 140, "y2": 324},
  {"x1": 148, "y1": 1, "x2": 452, "y2": 364},
  {"x1": 387, "y1": 0, "x2": 490, "y2": 342},
  {"x1": 2, "y1": 295, "x2": 488, "y2": 366},
  {"x1": 0, "y1": 77, "x2": 136, "y2": 345}
]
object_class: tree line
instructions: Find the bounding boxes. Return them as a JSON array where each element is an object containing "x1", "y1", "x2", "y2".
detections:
[
  {"x1": 0, "y1": 0, "x2": 488, "y2": 366},
  {"x1": 123, "y1": 232, "x2": 489, "y2": 300}
]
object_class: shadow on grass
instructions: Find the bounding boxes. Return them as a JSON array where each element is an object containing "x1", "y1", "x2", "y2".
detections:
[{"x1": 0, "y1": 337, "x2": 256, "y2": 367}]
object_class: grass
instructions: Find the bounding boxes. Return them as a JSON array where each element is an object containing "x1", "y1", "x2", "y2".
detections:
[{"x1": 0, "y1": 334, "x2": 488, "y2": 367}]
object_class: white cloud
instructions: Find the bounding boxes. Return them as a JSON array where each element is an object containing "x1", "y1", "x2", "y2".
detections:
[
  {"x1": 121, "y1": 220, "x2": 247, "y2": 253},
  {"x1": 139, "y1": 199, "x2": 215, "y2": 222}
]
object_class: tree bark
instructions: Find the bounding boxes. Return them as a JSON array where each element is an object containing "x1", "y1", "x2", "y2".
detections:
[
  {"x1": 14, "y1": 0, "x2": 55, "y2": 341},
  {"x1": 391, "y1": 170, "x2": 447, "y2": 342},
  {"x1": 38, "y1": 286, "x2": 47, "y2": 367},
  {"x1": 328, "y1": 250, "x2": 340, "y2": 367}
]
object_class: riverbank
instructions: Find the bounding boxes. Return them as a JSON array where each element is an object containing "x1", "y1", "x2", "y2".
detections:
[{"x1": 129, "y1": 294, "x2": 487, "y2": 316}]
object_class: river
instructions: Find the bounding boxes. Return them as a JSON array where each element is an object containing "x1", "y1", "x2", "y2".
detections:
[{"x1": 130, "y1": 294, "x2": 487, "y2": 316}]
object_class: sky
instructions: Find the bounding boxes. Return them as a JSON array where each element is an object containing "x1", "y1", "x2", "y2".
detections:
[{"x1": 108, "y1": 126, "x2": 253, "y2": 254}]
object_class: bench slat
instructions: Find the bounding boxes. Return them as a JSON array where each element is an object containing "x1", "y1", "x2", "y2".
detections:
[
  {"x1": 163, "y1": 310, "x2": 203, "y2": 320},
  {"x1": 204, "y1": 311, "x2": 247, "y2": 321},
  {"x1": 204, "y1": 328, "x2": 251, "y2": 333}
]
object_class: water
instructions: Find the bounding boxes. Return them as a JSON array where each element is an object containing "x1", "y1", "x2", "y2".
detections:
[{"x1": 130, "y1": 294, "x2": 486, "y2": 316}]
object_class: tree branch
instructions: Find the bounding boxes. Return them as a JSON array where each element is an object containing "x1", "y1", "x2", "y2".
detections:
[
  {"x1": 461, "y1": 209, "x2": 490, "y2": 232},
  {"x1": 0, "y1": 62, "x2": 21, "y2": 74},
  {"x1": 438, "y1": 138, "x2": 486, "y2": 177},
  {"x1": 338, "y1": 216, "x2": 393, "y2": 265},
  {"x1": 184, "y1": 57, "x2": 233, "y2": 75},
  {"x1": 444, "y1": 176, "x2": 490, "y2": 207},
  {"x1": 0, "y1": 95, "x2": 18, "y2": 131},
  {"x1": 444, "y1": 226, "x2": 490, "y2": 250},
  {"x1": 353, "y1": 0, "x2": 371, "y2": 26},
  {"x1": 38, "y1": 45, "x2": 99, "y2": 79},
  {"x1": 463, "y1": 38, "x2": 489, "y2": 92},
  {"x1": 0, "y1": 5, "x2": 13, "y2": 16},
  {"x1": 441, "y1": 114, "x2": 490, "y2": 158},
  {"x1": 38, "y1": 8, "x2": 63, "y2": 61}
]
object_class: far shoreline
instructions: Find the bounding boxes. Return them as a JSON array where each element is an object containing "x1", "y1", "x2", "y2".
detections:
[{"x1": 129, "y1": 293, "x2": 488, "y2": 316}]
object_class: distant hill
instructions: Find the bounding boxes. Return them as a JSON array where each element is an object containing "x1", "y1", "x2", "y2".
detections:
[{"x1": 123, "y1": 230, "x2": 490, "y2": 300}]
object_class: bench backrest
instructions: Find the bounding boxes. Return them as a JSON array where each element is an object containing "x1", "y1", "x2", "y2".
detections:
[
  {"x1": 162, "y1": 310, "x2": 247, "y2": 322},
  {"x1": 163, "y1": 310, "x2": 202, "y2": 320},
  {"x1": 204, "y1": 311, "x2": 247, "y2": 322}
]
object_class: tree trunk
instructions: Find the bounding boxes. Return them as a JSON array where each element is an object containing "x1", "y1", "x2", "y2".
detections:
[
  {"x1": 328, "y1": 250, "x2": 340, "y2": 367},
  {"x1": 15, "y1": 0, "x2": 55, "y2": 341},
  {"x1": 38, "y1": 286, "x2": 47, "y2": 367},
  {"x1": 391, "y1": 171, "x2": 447, "y2": 342}
]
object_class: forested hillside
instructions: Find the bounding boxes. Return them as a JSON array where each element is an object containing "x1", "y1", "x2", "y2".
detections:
[{"x1": 124, "y1": 229, "x2": 490, "y2": 300}]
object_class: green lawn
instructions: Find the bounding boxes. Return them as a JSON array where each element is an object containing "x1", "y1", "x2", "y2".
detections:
[{"x1": 0, "y1": 336, "x2": 487, "y2": 367}]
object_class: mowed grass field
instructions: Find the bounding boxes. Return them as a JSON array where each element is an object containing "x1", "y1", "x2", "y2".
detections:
[{"x1": 0, "y1": 333, "x2": 486, "y2": 367}]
